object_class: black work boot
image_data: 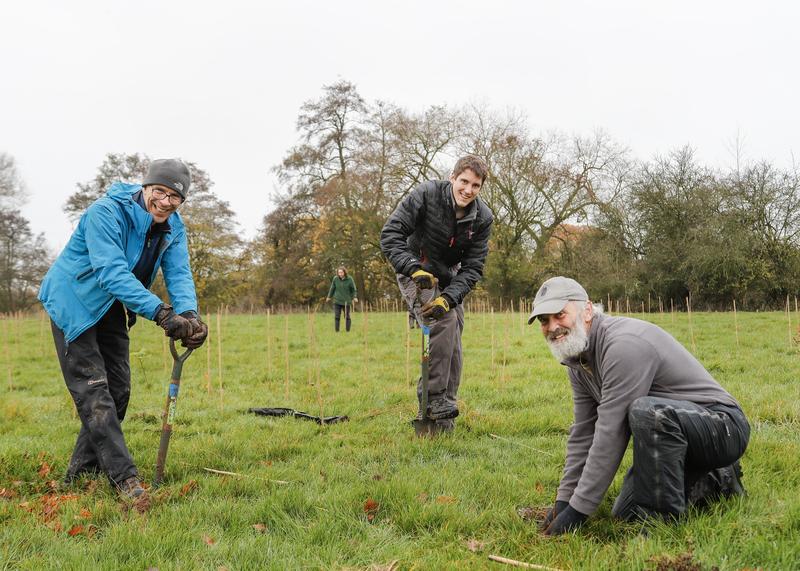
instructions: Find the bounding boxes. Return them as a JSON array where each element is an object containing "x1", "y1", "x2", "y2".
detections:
[
  {"x1": 427, "y1": 396, "x2": 459, "y2": 420},
  {"x1": 118, "y1": 476, "x2": 146, "y2": 499},
  {"x1": 686, "y1": 460, "x2": 746, "y2": 507}
]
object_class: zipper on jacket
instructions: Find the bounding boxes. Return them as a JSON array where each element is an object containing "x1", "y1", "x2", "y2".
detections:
[{"x1": 76, "y1": 268, "x2": 94, "y2": 280}]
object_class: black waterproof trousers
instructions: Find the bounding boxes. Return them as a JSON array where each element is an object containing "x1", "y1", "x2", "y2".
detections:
[
  {"x1": 52, "y1": 301, "x2": 137, "y2": 487},
  {"x1": 334, "y1": 303, "x2": 351, "y2": 332},
  {"x1": 612, "y1": 396, "x2": 750, "y2": 520}
]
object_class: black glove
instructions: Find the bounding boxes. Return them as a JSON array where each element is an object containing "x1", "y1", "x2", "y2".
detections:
[
  {"x1": 411, "y1": 269, "x2": 438, "y2": 290},
  {"x1": 543, "y1": 504, "x2": 587, "y2": 536},
  {"x1": 154, "y1": 305, "x2": 193, "y2": 340},
  {"x1": 180, "y1": 311, "x2": 209, "y2": 349},
  {"x1": 541, "y1": 500, "x2": 569, "y2": 531}
]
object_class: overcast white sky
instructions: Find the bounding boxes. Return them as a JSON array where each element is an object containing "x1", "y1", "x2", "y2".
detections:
[{"x1": 2, "y1": 0, "x2": 798, "y2": 252}]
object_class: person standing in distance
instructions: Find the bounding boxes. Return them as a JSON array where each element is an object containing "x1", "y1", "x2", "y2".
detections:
[{"x1": 326, "y1": 265, "x2": 358, "y2": 332}]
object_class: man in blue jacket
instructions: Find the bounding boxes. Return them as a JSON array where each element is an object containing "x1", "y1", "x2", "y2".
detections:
[{"x1": 39, "y1": 159, "x2": 209, "y2": 499}]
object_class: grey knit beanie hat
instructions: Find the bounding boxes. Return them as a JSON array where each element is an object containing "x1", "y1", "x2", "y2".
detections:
[{"x1": 143, "y1": 159, "x2": 191, "y2": 198}]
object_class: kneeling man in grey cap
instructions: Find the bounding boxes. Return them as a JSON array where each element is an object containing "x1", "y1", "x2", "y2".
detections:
[{"x1": 530, "y1": 276, "x2": 750, "y2": 535}]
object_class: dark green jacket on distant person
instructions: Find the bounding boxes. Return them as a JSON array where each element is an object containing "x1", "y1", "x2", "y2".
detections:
[{"x1": 328, "y1": 275, "x2": 357, "y2": 305}]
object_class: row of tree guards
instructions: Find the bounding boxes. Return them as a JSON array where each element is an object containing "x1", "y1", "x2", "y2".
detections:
[{"x1": 3, "y1": 296, "x2": 798, "y2": 405}]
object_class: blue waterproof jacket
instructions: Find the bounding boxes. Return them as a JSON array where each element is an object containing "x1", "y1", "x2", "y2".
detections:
[{"x1": 39, "y1": 182, "x2": 198, "y2": 342}]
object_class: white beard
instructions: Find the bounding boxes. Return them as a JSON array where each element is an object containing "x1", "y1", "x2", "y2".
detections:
[{"x1": 546, "y1": 321, "x2": 589, "y2": 362}]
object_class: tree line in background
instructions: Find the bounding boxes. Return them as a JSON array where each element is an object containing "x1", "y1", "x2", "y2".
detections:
[{"x1": 2, "y1": 79, "x2": 799, "y2": 314}]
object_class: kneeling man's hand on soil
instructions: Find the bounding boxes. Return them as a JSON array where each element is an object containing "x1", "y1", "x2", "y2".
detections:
[{"x1": 542, "y1": 504, "x2": 587, "y2": 536}]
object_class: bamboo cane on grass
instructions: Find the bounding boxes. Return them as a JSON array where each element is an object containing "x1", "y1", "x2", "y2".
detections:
[
  {"x1": 733, "y1": 299, "x2": 740, "y2": 348},
  {"x1": 686, "y1": 296, "x2": 697, "y2": 353}
]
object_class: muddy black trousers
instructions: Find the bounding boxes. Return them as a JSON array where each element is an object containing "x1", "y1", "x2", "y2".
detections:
[
  {"x1": 611, "y1": 396, "x2": 750, "y2": 520},
  {"x1": 52, "y1": 302, "x2": 137, "y2": 487}
]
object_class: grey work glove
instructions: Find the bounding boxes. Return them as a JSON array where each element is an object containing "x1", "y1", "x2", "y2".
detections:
[
  {"x1": 154, "y1": 305, "x2": 193, "y2": 340},
  {"x1": 180, "y1": 311, "x2": 209, "y2": 349}
]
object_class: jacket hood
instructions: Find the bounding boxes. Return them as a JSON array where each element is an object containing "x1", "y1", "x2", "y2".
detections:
[{"x1": 105, "y1": 181, "x2": 143, "y2": 201}]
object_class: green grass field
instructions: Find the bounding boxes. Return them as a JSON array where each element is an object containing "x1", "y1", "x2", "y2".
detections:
[{"x1": 1, "y1": 308, "x2": 799, "y2": 570}]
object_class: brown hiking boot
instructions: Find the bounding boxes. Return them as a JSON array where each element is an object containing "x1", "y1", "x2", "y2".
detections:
[
  {"x1": 118, "y1": 476, "x2": 147, "y2": 499},
  {"x1": 427, "y1": 396, "x2": 459, "y2": 420}
]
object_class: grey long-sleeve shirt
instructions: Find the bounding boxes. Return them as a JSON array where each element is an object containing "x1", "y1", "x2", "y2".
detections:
[{"x1": 556, "y1": 312, "x2": 740, "y2": 515}]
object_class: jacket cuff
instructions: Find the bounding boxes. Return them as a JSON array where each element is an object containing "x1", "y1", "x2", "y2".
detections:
[{"x1": 568, "y1": 494, "x2": 599, "y2": 516}]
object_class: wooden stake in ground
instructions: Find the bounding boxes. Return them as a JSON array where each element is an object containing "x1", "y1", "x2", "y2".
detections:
[
  {"x1": 205, "y1": 323, "x2": 212, "y2": 394},
  {"x1": 490, "y1": 308, "x2": 496, "y2": 377},
  {"x1": 670, "y1": 298, "x2": 675, "y2": 323},
  {"x1": 39, "y1": 310, "x2": 46, "y2": 357},
  {"x1": 787, "y1": 295, "x2": 793, "y2": 348},
  {"x1": 4, "y1": 318, "x2": 12, "y2": 391},
  {"x1": 216, "y1": 310, "x2": 224, "y2": 410},
  {"x1": 162, "y1": 333, "x2": 168, "y2": 372},
  {"x1": 284, "y1": 314, "x2": 290, "y2": 400},
  {"x1": 686, "y1": 296, "x2": 696, "y2": 353},
  {"x1": 501, "y1": 310, "x2": 510, "y2": 383},
  {"x1": 732, "y1": 299, "x2": 740, "y2": 348},
  {"x1": 405, "y1": 315, "x2": 411, "y2": 387},
  {"x1": 266, "y1": 308, "x2": 272, "y2": 380},
  {"x1": 363, "y1": 302, "x2": 370, "y2": 385}
]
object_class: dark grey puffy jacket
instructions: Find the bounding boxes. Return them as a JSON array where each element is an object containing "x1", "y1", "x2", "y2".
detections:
[{"x1": 380, "y1": 180, "x2": 493, "y2": 306}]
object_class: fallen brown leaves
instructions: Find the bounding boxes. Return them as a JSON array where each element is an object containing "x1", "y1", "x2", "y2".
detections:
[
  {"x1": 363, "y1": 498, "x2": 379, "y2": 522},
  {"x1": 252, "y1": 523, "x2": 268, "y2": 534},
  {"x1": 435, "y1": 495, "x2": 457, "y2": 505},
  {"x1": 516, "y1": 505, "x2": 549, "y2": 524},
  {"x1": 37, "y1": 462, "x2": 51, "y2": 479},
  {"x1": 202, "y1": 534, "x2": 217, "y2": 546},
  {"x1": 179, "y1": 480, "x2": 198, "y2": 496}
]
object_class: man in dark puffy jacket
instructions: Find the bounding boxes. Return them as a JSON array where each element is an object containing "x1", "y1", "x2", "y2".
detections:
[
  {"x1": 380, "y1": 155, "x2": 493, "y2": 431},
  {"x1": 39, "y1": 159, "x2": 209, "y2": 500}
]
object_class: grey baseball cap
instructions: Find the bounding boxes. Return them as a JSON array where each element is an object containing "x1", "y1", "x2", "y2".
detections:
[{"x1": 527, "y1": 276, "x2": 589, "y2": 324}]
